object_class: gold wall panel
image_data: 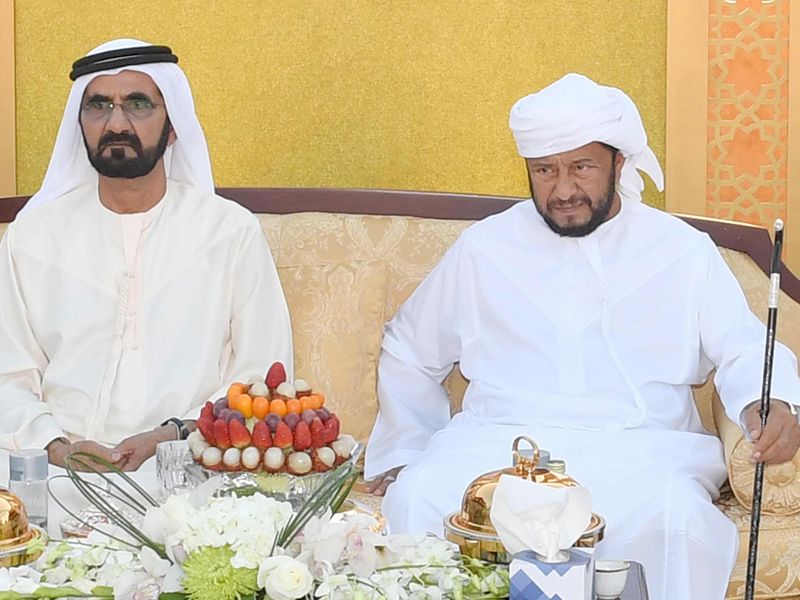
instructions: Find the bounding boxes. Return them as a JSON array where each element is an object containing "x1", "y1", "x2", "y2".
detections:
[
  {"x1": 668, "y1": 0, "x2": 799, "y2": 272},
  {"x1": 0, "y1": 0, "x2": 14, "y2": 196},
  {"x1": 707, "y1": 0, "x2": 789, "y2": 226},
  {"x1": 15, "y1": 0, "x2": 667, "y2": 205}
]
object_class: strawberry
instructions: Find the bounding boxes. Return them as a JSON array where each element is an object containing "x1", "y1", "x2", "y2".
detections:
[
  {"x1": 323, "y1": 414, "x2": 340, "y2": 444},
  {"x1": 274, "y1": 420, "x2": 293, "y2": 449},
  {"x1": 310, "y1": 418, "x2": 326, "y2": 449},
  {"x1": 265, "y1": 361, "x2": 287, "y2": 390},
  {"x1": 252, "y1": 420, "x2": 272, "y2": 450},
  {"x1": 197, "y1": 417, "x2": 216, "y2": 445},
  {"x1": 200, "y1": 401, "x2": 214, "y2": 421},
  {"x1": 293, "y1": 421, "x2": 311, "y2": 451},
  {"x1": 213, "y1": 419, "x2": 231, "y2": 450},
  {"x1": 229, "y1": 419, "x2": 251, "y2": 449}
]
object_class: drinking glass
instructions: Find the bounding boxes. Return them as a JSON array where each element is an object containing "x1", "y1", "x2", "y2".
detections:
[{"x1": 155, "y1": 440, "x2": 193, "y2": 499}]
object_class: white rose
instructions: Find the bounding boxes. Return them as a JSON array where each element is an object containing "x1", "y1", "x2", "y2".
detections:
[{"x1": 257, "y1": 556, "x2": 314, "y2": 600}]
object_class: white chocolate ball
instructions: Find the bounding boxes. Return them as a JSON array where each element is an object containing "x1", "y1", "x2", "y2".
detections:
[
  {"x1": 242, "y1": 447, "x2": 261, "y2": 470},
  {"x1": 249, "y1": 382, "x2": 269, "y2": 397},
  {"x1": 223, "y1": 447, "x2": 242, "y2": 469},
  {"x1": 188, "y1": 432, "x2": 210, "y2": 458},
  {"x1": 201, "y1": 447, "x2": 222, "y2": 468},
  {"x1": 288, "y1": 451, "x2": 312, "y2": 474},
  {"x1": 315, "y1": 446, "x2": 336, "y2": 468},
  {"x1": 276, "y1": 382, "x2": 297, "y2": 398},
  {"x1": 331, "y1": 435, "x2": 357, "y2": 459},
  {"x1": 294, "y1": 379, "x2": 311, "y2": 394},
  {"x1": 264, "y1": 447, "x2": 285, "y2": 470}
]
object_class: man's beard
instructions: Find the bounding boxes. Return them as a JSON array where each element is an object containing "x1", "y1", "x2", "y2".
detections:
[
  {"x1": 83, "y1": 119, "x2": 171, "y2": 179},
  {"x1": 529, "y1": 168, "x2": 617, "y2": 238}
]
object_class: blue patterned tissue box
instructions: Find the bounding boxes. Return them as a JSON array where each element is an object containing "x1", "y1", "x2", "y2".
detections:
[{"x1": 510, "y1": 548, "x2": 594, "y2": 600}]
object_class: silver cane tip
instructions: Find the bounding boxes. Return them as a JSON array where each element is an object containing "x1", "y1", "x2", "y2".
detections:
[{"x1": 775, "y1": 218, "x2": 784, "y2": 232}]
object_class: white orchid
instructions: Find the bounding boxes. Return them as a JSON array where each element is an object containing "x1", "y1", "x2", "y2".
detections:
[
  {"x1": 0, "y1": 565, "x2": 42, "y2": 594},
  {"x1": 13, "y1": 465, "x2": 508, "y2": 600},
  {"x1": 139, "y1": 546, "x2": 171, "y2": 579},
  {"x1": 302, "y1": 510, "x2": 385, "y2": 578},
  {"x1": 113, "y1": 570, "x2": 160, "y2": 600}
]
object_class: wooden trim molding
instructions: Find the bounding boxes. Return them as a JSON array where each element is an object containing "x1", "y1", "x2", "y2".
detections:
[
  {"x1": 216, "y1": 187, "x2": 521, "y2": 221},
  {"x1": 3, "y1": 188, "x2": 798, "y2": 301},
  {"x1": 0, "y1": 196, "x2": 26, "y2": 221},
  {"x1": 0, "y1": 0, "x2": 15, "y2": 196}
]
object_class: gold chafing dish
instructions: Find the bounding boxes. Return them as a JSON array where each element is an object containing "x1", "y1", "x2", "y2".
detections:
[
  {"x1": 0, "y1": 489, "x2": 47, "y2": 567},
  {"x1": 444, "y1": 435, "x2": 605, "y2": 563}
]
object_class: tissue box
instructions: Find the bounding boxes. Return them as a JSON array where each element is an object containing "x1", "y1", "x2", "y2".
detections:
[{"x1": 510, "y1": 548, "x2": 594, "y2": 600}]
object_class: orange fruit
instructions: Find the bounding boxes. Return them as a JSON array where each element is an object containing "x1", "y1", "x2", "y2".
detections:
[
  {"x1": 236, "y1": 393, "x2": 254, "y2": 418},
  {"x1": 227, "y1": 383, "x2": 247, "y2": 406},
  {"x1": 303, "y1": 394, "x2": 322, "y2": 410},
  {"x1": 286, "y1": 398, "x2": 302, "y2": 415},
  {"x1": 300, "y1": 396, "x2": 315, "y2": 412},
  {"x1": 253, "y1": 396, "x2": 270, "y2": 420},
  {"x1": 315, "y1": 392, "x2": 326, "y2": 407},
  {"x1": 269, "y1": 398, "x2": 288, "y2": 417}
]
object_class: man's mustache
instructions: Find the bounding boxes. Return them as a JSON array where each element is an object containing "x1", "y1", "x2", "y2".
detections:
[
  {"x1": 549, "y1": 195, "x2": 590, "y2": 208},
  {"x1": 98, "y1": 133, "x2": 143, "y2": 154}
]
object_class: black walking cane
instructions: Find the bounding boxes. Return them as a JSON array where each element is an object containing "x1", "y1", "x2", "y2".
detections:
[{"x1": 744, "y1": 218, "x2": 784, "y2": 600}]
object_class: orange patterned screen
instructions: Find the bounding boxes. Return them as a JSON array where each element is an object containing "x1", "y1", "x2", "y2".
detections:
[{"x1": 707, "y1": 0, "x2": 789, "y2": 225}]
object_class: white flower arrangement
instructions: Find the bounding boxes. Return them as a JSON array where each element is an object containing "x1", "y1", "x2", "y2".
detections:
[{"x1": 0, "y1": 453, "x2": 508, "y2": 600}]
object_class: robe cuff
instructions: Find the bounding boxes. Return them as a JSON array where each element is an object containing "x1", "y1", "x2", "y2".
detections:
[
  {"x1": 12, "y1": 411, "x2": 66, "y2": 451},
  {"x1": 364, "y1": 447, "x2": 423, "y2": 480}
]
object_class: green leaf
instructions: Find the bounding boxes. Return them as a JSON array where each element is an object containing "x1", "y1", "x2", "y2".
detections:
[
  {"x1": 275, "y1": 460, "x2": 359, "y2": 549},
  {"x1": 0, "y1": 586, "x2": 113, "y2": 599},
  {"x1": 158, "y1": 593, "x2": 189, "y2": 600}
]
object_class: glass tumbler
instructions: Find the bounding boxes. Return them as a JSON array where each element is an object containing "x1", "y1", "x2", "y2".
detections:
[{"x1": 155, "y1": 440, "x2": 193, "y2": 499}]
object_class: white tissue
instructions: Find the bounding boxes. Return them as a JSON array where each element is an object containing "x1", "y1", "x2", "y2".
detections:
[{"x1": 489, "y1": 474, "x2": 592, "y2": 562}]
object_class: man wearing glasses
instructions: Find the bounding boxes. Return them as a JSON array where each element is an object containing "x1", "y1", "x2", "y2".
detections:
[{"x1": 0, "y1": 39, "x2": 292, "y2": 471}]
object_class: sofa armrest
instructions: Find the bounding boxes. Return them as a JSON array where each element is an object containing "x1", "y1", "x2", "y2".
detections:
[{"x1": 712, "y1": 392, "x2": 800, "y2": 515}]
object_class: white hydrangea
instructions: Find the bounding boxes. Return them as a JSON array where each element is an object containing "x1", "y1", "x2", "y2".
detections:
[{"x1": 144, "y1": 492, "x2": 294, "y2": 569}]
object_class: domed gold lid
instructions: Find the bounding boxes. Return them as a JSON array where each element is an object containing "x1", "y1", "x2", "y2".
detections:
[
  {"x1": 453, "y1": 436, "x2": 580, "y2": 535},
  {"x1": 0, "y1": 489, "x2": 31, "y2": 547}
]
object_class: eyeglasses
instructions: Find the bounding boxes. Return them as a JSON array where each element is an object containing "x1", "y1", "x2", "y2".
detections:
[{"x1": 81, "y1": 98, "x2": 163, "y2": 121}]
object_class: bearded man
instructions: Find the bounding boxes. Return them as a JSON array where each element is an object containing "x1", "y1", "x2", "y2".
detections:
[
  {"x1": 0, "y1": 39, "x2": 292, "y2": 470},
  {"x1": 364, "y1": 73, "x2": 800, "y2": 600}
]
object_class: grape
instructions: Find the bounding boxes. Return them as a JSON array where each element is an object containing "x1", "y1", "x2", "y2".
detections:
[
  {"x1": 265, "y1": 413, "x2": 281, "y2": 432},
  {"x1": 301, "y1": 409, "x2": 316, "y2": 426},
  {"x1": 218, "y1": 408, "x2": 232, "y2": 421},
  {"x1": 284, "y1": 413, "x2": 300, "y2": 431},
  {"x1": 227, "y1": 411, "x2": 246, "y2": 425},
  {"x1": 213, "y1": 397, "x2": 229, "y2": 417},
  {"x1": 315, "y1": 408, "x2": 330, "y2": 422}
]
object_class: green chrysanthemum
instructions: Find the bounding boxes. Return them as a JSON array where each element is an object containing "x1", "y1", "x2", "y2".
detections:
[{"x1": 182, "y1": 545, "x2": 259, "y2": 600}]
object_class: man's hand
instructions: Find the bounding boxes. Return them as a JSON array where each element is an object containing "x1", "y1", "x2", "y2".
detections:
[
  {"x1": 46, "y1": 438, "x2": 127, "y2": 471},
  {"x1": 741, "y1": 400, "x2": 800, "y2": 464},
  {"x1": 112, "y1": 425, "x2": 177, "y2": 471},
  {"x1": 363, "y1": 466, "x2": 405, "y2": 497}
]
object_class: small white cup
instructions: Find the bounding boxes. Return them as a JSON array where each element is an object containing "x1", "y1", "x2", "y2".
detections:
[{"x1": 594, "y1": 559, "x2": 630, "y2": 599}]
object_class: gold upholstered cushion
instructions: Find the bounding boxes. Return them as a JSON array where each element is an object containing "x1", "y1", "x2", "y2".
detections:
[
  {"x1": 714, "y1": 394, "x2": 800, "y2": 517},
  {"x1": 719, "y1": 486, "x2": 800, "y2": 599},
  {"x1": 277, "y1": 259, "x2": 388, "y2": 445},
  {"x1": 711, "y1": 249, "x2": 800, "y2": 518},
  {"x1": 262, "y1": 211, "x2": 472, "y2": 426}
]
